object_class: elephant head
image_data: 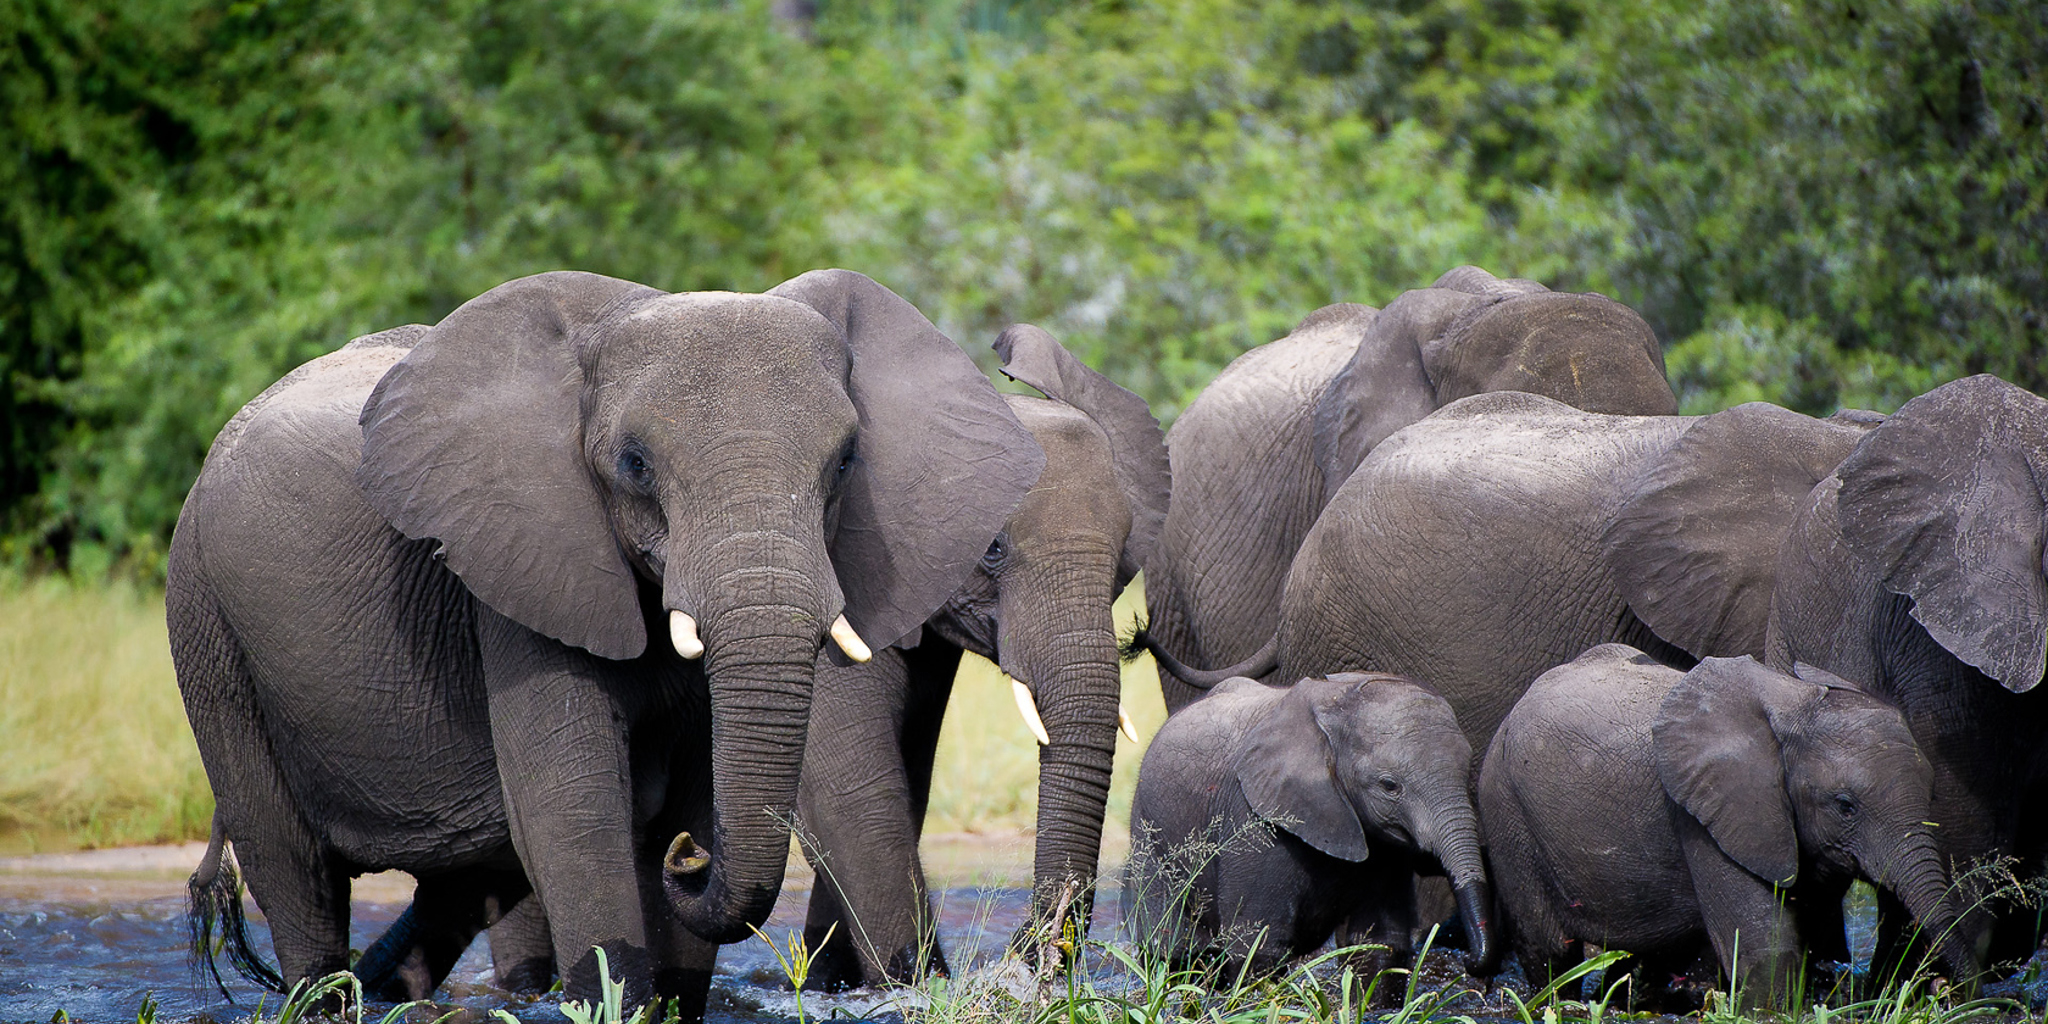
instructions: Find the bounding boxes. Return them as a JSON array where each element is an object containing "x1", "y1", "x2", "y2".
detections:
[
  {"x1": 1310, "y1": 265, "x2": 1675, "y2": 503},
  {"x1": 1235, "y1": 673, "x2": 1498, "y2": 974},
  {"x1": 1655, "y1": 657, "x2": 1974, "y2": 978},
  {"x1": 934, "y1": 323, "x2": 1170, "y2": 923},
  {"x1": 356, "y1": 269, "x2": 1043, "y2": 941}
]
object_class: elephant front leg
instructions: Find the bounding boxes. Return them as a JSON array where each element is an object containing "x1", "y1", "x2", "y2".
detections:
[
  {"x1": 489, "y1": 894, "x2": 556, "y2": 993},
  {"x1": 1677, "y1": 812, "x2": 1803, "y2": 1007},
  {"x1": 481, "y1": 611, "x2": 654, "y2": 1005},
  {"x1": 794, "y1": 646, "x2": 948, "y2": 987}
]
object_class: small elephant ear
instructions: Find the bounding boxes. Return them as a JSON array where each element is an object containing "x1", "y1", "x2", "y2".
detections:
[
  {"x1": 1235, "y1": 679, "x2": 1370, "y2": 862},
  {"x1": 769, "y1": 269, "x2": 1045, "y2": 651},
  {"x1": 1655, "y1": 656, "x2": 1811, "y2": 887},
  {"x1": 1431, "y1": 265, "x2": 1547, "y2": 296},
  {"x1": 1422, "y1": 292, "x2": 1678, "y2": 415},
  {"x1": 1834, "y1": 375, "x2": 2048, "y2": 693},
  {"x1": 994, "y1": 324, "x2": 1170, "y2": 582},
  {"x1": 359, "y1": 272, "x2": 663, "y2": 661},
  {"x1": 1604, "y1": 403, "x2": 1870, "y2": 659},
  {"x1": 1310, "y1": 293, "x2": 1474, "y2": 499}
]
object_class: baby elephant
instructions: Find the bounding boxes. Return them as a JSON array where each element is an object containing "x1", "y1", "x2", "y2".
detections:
[
  {"x1": 1481, "y1": 646, "x2": 1973, "y2": 1006},
  {"x1": 1125, "y1": 673, "x2": 1497, "y2": 978}
]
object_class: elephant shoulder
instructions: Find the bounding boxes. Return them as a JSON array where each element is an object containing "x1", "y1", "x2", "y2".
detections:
[{"x1": 206, "y1": 343, "x2": 412, "y2": 476}]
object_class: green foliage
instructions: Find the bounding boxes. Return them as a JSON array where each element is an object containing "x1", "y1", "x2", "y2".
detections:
[{"x1": 4, "y1": 0, "x2": 2042, "y2": 577}]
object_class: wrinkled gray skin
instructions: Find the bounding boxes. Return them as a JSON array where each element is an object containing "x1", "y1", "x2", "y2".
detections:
[
  {"x1": 792, "y1": 324, "x2": 1170, "y2": 988},
  {"x1": 166, "y1": 270, "x2": 1042, "y2": 1014},
  {"x1": 1766, "y1": 375, "x2": 2048, "y2": 972},
  {"x1": 1483, "y1": 647, "x2": 1971, "y2": 1007},
  {"x1": 1143, "y1": 266, "x2": 1675, "y2": 711},
  {"x1": 1124, "y1": 674, "x2": 1497, "y2": 982},
  {"x1": 1268, "y1": 391, "x2": 1873, "y2": 752}
]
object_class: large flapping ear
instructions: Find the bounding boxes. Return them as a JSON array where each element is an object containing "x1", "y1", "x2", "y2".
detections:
[
  {"x1": 1604, "y1": 403, "x2": 1869, "y2": 659},
  {"x1": 1431, "y1": 264, "x2": 1547, "y2": 297},
  {"x1": 1655, "y1": 656, "x2": 1812, "y2": 887},
  {"x1": 769, "y1": 269, "x2": 1045, "y2": 651},
  {"x1": 1309, "y1": 293, "x2": 1477, "y2": 499},
  {"x1": 994, "y1": 324, "x2": 1170, "y2": 583},
  {"x1": 1834, "y1": 375, "x2": 2048, "y2": 693},
  {"x1": 359, "y1": 272, "x2": 663, "y2": 661},
  {"x1": 1423, "y1": 291, "x2": 1678, "y2": 415},
  {"x1": 1235, "y1": 678, "x2": 1371, "y2": 862}
]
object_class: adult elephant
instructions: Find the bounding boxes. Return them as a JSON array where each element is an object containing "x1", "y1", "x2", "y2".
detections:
[
  {"x1": 167, "y1": 270, "x2": 1043, "y2": 1014},
  {"x1": 1766, "y1": 375, "x2": 2048, "y2": 969},
  {"x1": 793, "y1": 324, "x2": 1169, "y2": 989},
  {"x1": 1142, "y1": 266, "x2": 1675, "y2": 711}
]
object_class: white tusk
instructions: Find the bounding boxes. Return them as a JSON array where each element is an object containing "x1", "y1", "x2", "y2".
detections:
[
  {"x1": 1118, "y1": 704, "x2": 1140, "y2": 744},
  {"x1": 1012, "y1": 679, "x2": 1050, "y2": 746},
  {"x1": 668, "y1": 610, "x2": 704, "y2": 659},
  {"x1": 829, "y1": 615, "x2": 872, "y2": 663}
]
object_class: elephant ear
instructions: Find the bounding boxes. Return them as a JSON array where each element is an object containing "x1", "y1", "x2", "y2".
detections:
[
  {"x1": 1431, "y1": 265, "x2": 1547, "y2": 297},
  {"x1": 1422, "y1": 291, "x2": 1678, "y2": 415},
  {"x1": 1310, "y1": 294, "x2": 1473, "y2": 499},
  {"x1": 1655, "y1": 656, "x2": 1812, "y2": 887},
  {"x1": 770, "y1": 269, "x2": 1045, "y2": 651},
  {"x1": 1235, "y1": 678, "x2": 1370, "y2": 862},
  {"x1": 359, "y1": 272, "x2": 663, "y2": 661},
  {"x1": 1833, "y1": 376, "x2": 2048, "y2": 692},
  {"x1": 1604, "y1": 403, "x2": 1869, "y2": 659},
  {"x1": 994, "y1": 324, "x2": 1170, "y2": 582}
]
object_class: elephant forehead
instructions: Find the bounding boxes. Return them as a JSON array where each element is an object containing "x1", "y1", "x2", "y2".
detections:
[{"x1": 611, "y1": 292, "x2": 847, "y2": 374}]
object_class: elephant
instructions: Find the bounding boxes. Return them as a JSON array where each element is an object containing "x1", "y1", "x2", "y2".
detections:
[
  {"x1": 1123, "y1": 672, "x2": 1497, "y2": 981},
  {"x1": 1142, "y1": 266, "x2": 1676, "y2": 712},
  {"x1": 786, "y1": 323, "x2": 1169, "y2": 988},
  {"x1": 166, "y1": 269, "x2": 1044, "y2": 1015},
  {"x1": 1765, "y1": 374, "x2": 2048, "y2": 970},
  {"x1": 1481, "y1": 646, "x2": 1973, "y2": 1006}
]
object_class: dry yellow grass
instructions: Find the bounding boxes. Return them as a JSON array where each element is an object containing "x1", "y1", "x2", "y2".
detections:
[
  {"x1": 0, "y1": 576, "x2": 211, "y2": 853},
  {"x1": 0, "y1": 576, "x2": 1168, "y2": 855}
]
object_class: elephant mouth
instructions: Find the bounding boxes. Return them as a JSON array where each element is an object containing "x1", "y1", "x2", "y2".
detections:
[{"x1": 665, "y1": 606, "x2": 871, "y2": 663}]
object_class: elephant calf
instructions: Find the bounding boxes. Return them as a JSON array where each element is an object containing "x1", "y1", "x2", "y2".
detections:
[
  {"x1": 1480, "y1": 646, "x2": 1973, "y2": 1007},
  {"x1": 1124, "y1": 673, "x2": 1497, "y2": 980}
]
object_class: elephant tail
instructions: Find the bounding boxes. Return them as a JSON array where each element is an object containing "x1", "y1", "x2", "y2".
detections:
[
  {"x1": 188, "y1": 811, "x2": 284, "y2": 998},
  {"x1": 1122, "y1": 615, "x2": 1280, "y2": 691}
]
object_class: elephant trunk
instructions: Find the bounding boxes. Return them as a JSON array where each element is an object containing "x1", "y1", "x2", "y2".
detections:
[
  {"x1": 1000, "y1": 558, "x2": 1123, "y2": 946},
  {"x1": 1875, "y1": 832, "x2": 1975, "y2": 981},
  {"x1": 664, "y1": 604, "x2": 822, "y2": 943},
  {"x1": 1414, "y1": 793, "x2": 1499, "y2": 976}
]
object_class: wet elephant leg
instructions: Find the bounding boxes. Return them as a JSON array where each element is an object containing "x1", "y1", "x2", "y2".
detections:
[
  {"x1": 356, "y1": 867, "x2": 532, "y2": 1001},
  {"x1": 489, "y1": 895, "x2": 556, "y2": 993}
]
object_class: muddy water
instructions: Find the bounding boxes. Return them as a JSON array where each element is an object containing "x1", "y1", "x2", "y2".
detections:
[{"x1": 0, "y1": 836, "x2": 1057, "y2": 1023}]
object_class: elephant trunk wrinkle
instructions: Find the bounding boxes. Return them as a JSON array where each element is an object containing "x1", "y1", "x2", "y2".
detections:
[{"x1": 1877, "y1": 834, "x2": 1973, "y2": 979}]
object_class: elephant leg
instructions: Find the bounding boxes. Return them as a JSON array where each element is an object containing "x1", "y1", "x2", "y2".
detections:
[
  {"x1": 356, "y1": 868, "x2": 532, "y2": 1001},
  {"x1": 1336, "y1": 864, "x2": 1421, "y2": 1001},
  {"x1": 233, "y1": 826, "x2": 352, "y2": 989},
  {"x1": 489, "y1": 895, "x2": 556, "y2": 993},
  {"x1": 640, "y1": 713, "x2": 718, "y2": 1023},
  {"x1": 1679, "y1": 814, "x2": 1801, "y2": 1007},
  {"x1": 795, "y1": 644, "x2": 945, "y2": 987},
  {"x1": 479, "y1": 611, "x2": 652, "y2": 1005}
]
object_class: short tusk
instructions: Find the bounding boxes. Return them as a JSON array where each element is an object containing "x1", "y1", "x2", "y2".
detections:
[
  {"x1": 664, "y1": 831, "x2": 711, "y2": 875},
  {"x1": 669, "y1": 610, "x2": 704, "y2": 659},
  {"x1": 1118, "y1": 704, "x2": 1140, "y2": 744},
  {"x1": 829, "y1": 614, "x2": 871, "y2": 663},
  {"x1": 1012, "y1": 679, "x2": 1050, "y2": 746}
]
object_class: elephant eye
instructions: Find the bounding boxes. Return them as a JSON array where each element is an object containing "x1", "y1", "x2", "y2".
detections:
[
  {"x1": 982, "y1": 534, "x2": 1009, "y2": 571},
  {"x1": 1834, "y1": 794, "x2": 1858, "y2": 818},
  {"x1": 616, "y1": 446, "x2": 652, "y2": 488},
  {"x1": 1377, "y1": 775, "x2": 1401, "y2": 795}
]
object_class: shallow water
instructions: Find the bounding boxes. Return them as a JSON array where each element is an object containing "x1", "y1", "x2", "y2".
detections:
[{"x1": 0, "y1": 884, "x2": 1058, "y2": 1023}]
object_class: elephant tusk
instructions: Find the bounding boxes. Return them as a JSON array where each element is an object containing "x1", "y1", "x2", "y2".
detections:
[
  {"x1": 669, "y1": 610, "x2": 704, "y2": 660},
  {"x1": 1012, "y1": 679, "x2": 1050, "y2": 746},
  {"x1": 829, "y1": 615, "x2": 872, "y2": 663},
  {"x1": 1118, "y1": 704, "x2": 1140, "y2": 744},
  {"x1": 664, "y1": 831, "x2": 711, "y2": 875}
]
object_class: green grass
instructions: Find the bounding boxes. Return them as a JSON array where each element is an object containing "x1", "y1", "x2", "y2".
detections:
[
  {"x1": 0, "y1": 574, "x2": 210, "y2": 853},
  {"x1": 0, "y1": 575, "x2": 1168, "y2": 855}
]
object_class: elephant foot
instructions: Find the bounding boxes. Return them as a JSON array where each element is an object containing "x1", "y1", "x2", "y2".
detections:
[
  {"x1": 655, "y1": 966, "x2": 712, "y2": 1024},
  {"x1": 495, "y1": 954, "x2": 556, "y2": 994},
  {"x1": 566, "y1": 942, "x2": 654, "y2": 1009}
]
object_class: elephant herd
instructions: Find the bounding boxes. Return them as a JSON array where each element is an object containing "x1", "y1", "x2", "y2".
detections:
[{"x1": 164, "y1": 264, "x2": 2048, "y2": 1017}]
